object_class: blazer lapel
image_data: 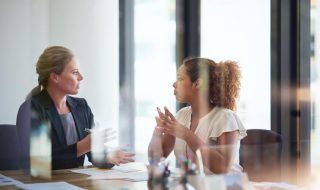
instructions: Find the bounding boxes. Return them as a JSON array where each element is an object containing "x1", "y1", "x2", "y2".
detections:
[
  {"x1": 47, "y1": 106, "x2": 67, "y2": 145},
  {"x1": 67, "y1": 97, "x2": 85, "y2": 140},
  {"x1": 38, "y1": 90, "x2": 67, "y2": 145}
]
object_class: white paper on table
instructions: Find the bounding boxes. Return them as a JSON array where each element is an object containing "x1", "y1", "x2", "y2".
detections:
[
  {"x1": 0, "y1": 174, "x2": 24, "y2": 187},
  {"x1": 89, "y1": 170, "x2": 148, "y2": 182},
  {"x1": 112, "y1": 162, "x2": 146, "y2": 173},
  {"x1": 16, "y1": 182, "x2": 85, "y2": 190},
  {"x1": 70, "y1": 162, "x2": 148, "y2": 182},
  {"x1": 71, "y1": 162, "x2": 146, "y2": 175},
  {"x1": 252, "y1": 181, "x2": 302, "y2": 190},
  {"x1": 70, "y1": 168, "x2": 106, "y2": 176}
]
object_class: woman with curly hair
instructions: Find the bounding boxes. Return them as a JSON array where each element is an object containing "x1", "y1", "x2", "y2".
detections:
[{"x1": 148, "y1": 57, "x2": 246, "y2": 174}]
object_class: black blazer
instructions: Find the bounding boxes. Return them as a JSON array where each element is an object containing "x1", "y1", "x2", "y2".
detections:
[{"x1": 31, "y1": 90, "x2": 113, "y2": 170}]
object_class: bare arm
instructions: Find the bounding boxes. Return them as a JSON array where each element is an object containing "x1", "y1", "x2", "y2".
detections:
[
  {"x1": 77, "y1": 134, "x2": 91, "y2": 157},
  {"x1": 148, "y1": 130, "x2": 175, "y2": 162},
  {"x1": 185, "y1": 130, "x2": 238, "y2": 174},
  {"x1": 148, "y1": 107, "x2": 177, "y2": 162},
  {"x1": 162, "y1": 133, "x2": 175, "y2": 157},
  {"x1": 168, "y1": 128, "x2": 237, "y2": 174}
]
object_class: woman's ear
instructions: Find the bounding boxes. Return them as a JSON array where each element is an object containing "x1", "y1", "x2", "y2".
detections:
[
  {"x1": 49, "y1": 72, "x2": 59, "y2": 83},
  {"x1": 193, "y1": 79, "x2": 203, "y2": 89},
  {"x1": 193, "y1": 78, "x2": 209, "y2": 94}
]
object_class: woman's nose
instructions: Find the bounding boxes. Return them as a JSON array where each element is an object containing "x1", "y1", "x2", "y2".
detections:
[
  {"x1": 172, "y1": 81, "x2": 177, "y2": 87},
  {"x1": 79, "y1": 72, "x2": 84, "y2": 80}
]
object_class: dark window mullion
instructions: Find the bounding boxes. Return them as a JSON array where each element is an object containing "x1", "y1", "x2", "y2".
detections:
[
  {"x1": 271, "y1": 0, "x2": 310, "y2": 184},
  {"x1": 119, "y1": 0, "x2": 135, "y2": 152},
  {"x1": 176, "y1": 0, "x2": 200, "y2": 109}
]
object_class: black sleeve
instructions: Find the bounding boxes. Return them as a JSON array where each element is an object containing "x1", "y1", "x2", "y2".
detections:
[{"x1": 52, "y1": 142, "x2": 78, "y2": 170}]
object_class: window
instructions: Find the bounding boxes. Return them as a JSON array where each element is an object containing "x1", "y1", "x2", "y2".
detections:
[
  {"x1": 134, "y1": 0, "x2": 176, "y2": 162},
  {"x1": 311, "y1": 0, "x2": 320, "y2": 184},
  {"x1": 201, "y1": 0, "x2": 271, "y2": 130}
]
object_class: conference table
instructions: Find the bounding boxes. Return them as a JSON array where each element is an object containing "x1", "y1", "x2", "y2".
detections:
[
  {"x1": 0, "y1": 167, "x2": 304, "y2": 190},
  {"x1": 0, "y1": 168, "x2": 149, "y2": 190}
]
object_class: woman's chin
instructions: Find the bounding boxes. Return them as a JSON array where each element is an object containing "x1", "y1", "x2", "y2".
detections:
[
  {"x1": 175, "y1": 98, "x2": 184, "y2": 103},
  {"x1": 69, "y1": 90, "x2": 79, "y2": 95}
]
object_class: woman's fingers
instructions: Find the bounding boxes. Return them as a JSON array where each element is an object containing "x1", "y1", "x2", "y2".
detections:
[
  {"x1": 155, "y1": 107, "x2": 176, "y2": 136},
  {"x1": 116, "y1": 151, "x2": 135, "y2": 164},
  {"x1": 161, "y1": 126, "x2": 173, "y2": 135},
  {"x1": 155, "y1": 116, "x2": 161, "y2": 124},
  {"x1": 122, "y1": 155, "x2": 135, "y2": 161},
  {"x1": 122, "y1": 158, "x2": 134, "y2": 163},
  {"x1": 155, "y1": 116, "x2": 169, "y2": 127},
  {"x1": 103, "y1": 135, "x2": 117, "y2": 145},
  {"x1": 155, "y1": 126, "x2": 163, "y2": 133},
  {"x1": 107, "y1": 148, "x2": 135, "y2": 165},
  {"x1": 164, "y1": 106, "x2": 176, "y2": 121},
  {"x1": 104, "y1": 129, "x2": 116, "y2": 136},
  {"x1": 123, "y1": 152, "x2": 135, "y2": 157},
  {"x1": 156, "y1": 107, "x2": 165, "y2": 118}
]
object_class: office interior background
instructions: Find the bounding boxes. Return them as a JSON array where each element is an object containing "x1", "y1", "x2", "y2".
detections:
[{"x1": 0, "y1": 0, "x2": 318, "y2": 186}]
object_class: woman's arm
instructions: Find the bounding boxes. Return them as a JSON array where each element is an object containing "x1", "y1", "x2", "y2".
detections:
[
  {"x1": 174, "y1": 129, "x2": 237, "y2": 173},
  {"x1": 77, "y1": 134, "x2": 91, "y2": 157},
  {"x1": 148, "y1": 107, "x2": 177, "y2": 162},
  {"x1": 148, "y1": 129, "x2": 175, "y2": 162},
  {"x1": 185, "y1": 130, "x2": 238, "y2": 174}
]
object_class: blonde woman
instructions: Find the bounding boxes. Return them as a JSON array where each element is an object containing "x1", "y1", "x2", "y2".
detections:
[{"x1": 29, "y1": 46, "x2": 134, "y2": 169}]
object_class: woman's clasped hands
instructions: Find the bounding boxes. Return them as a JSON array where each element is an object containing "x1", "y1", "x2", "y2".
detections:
[{"x1": 155, "y1": 106, "x2": 189, "y2": 140}]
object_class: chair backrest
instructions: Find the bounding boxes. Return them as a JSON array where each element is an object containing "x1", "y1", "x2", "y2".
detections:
[
  {"x1": 0, "y1": 124, "x2": 21, "y2": 170},
  {"x1": 240, "y1": 129, "x2": 282, "y2": 182},
  {"x1": 16, "y1": 99, "x2": 31, "y2": 169}
]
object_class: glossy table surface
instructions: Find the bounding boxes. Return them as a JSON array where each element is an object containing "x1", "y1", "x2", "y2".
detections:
[{"x1": 0, "y1": 168, "x2": 151, "y2": 190}]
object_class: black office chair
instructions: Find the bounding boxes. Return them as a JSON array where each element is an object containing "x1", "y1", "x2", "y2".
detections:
[
  {"x1": 16, "y1": 99, "x2": 31, "y2": 169},
  {"x1": 240, "y1": 129, "x2": 282, "y2": 182},
  {"x1": 0, "y1": 124, "x2": 21, "y2": 170}
]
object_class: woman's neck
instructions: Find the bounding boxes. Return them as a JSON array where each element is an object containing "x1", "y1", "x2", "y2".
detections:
[
  {"x1": 189, "y1": 99, "x2": 213, "y2": 119},
  {"x1": 46, "y1": 86, "x2": 68, "y2": 113},
  {"x1": 189, "y1": 90, "x2": 214, "y2": 118}
]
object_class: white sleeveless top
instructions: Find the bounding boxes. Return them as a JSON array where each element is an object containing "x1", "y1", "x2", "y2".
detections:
[{"x1": 173, "y1": 106, "x2": 247, "y2": 174}]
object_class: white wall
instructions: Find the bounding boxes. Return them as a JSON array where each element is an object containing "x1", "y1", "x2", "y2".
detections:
[
  {"x1": 0, "y1": 0, "x2": 119, "y2": 129},
  {"x1": 0, "y1": 0, "x2": 34, "y2": 124},
  {"x1": 48, "y1": 0, "x2": 119, "y2": 129}
]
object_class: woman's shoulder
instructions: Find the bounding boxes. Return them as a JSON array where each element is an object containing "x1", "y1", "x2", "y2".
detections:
[
  {"x1": 213, "y1": 107, "x2": 237, "y2": 118},
  {"x1": 205, "y1": 107, "x2": 240, "y2": 126},
  {"x1": 207, "y1": 107, "x2": 246, "y2": 139},
  {"x1": 67, "y1": 96, "x2": 88, "y2": 107},
  {"x1": 67, "y1": 96, "x2": 86, "y2": 102},
  {"x1": 176, "y1": 106, "x2": 191, "y2": 115},
  {"x1": 175, "y1": 106, "x2": 191, "y2": 122}
]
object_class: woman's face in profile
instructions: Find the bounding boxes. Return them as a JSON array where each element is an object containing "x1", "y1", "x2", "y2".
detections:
[
  {"x1": 55, "y1": 57, "x2": 83, "y2": 95},
  {"x1": 172, "y1": 64, "x2": 193, "y2": 103}
]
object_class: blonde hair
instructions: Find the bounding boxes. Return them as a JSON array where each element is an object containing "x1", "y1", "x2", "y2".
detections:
[
  {"x1": 28, "y1": 46, "x2": 74, "y2": 98},
  {"x1": 183, "y1": 57, "x2": 241, "y2": 110}
]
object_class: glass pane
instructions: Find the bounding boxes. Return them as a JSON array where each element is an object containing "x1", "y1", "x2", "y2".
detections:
[
  {"x1": 134, "y1": 0, "x2": 176, "y2": 162},
  {"x1": 201, "y1": 0, "x2": 271, "y2": 130},
  {"x1": 311, "y1": 0, "x2": 320, "y2": 185}
]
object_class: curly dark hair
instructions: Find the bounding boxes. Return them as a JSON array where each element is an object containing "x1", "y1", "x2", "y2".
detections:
[{"x1": 183, "y1": 57, "x2": 241, "y2": 110}]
